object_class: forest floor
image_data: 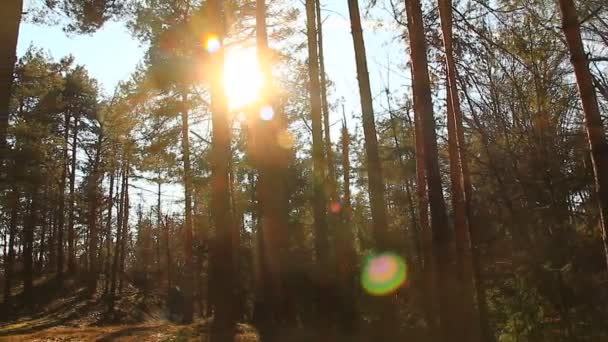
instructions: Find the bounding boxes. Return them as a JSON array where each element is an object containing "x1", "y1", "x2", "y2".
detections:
[{"x1": 0, "y1": 276, "x2": 259, "y2": 341}]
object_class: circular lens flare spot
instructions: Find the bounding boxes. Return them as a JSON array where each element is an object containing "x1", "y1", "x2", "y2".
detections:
[
  {"x1": 330, "y1": 202, "x2": 341, "y2": 214},
  {"x1": 205, "y1": 34, "x2": 221, "y2": 53},
  {"x1": 361, "y1": 252, "x2": 407, "y2": 296},
  {"x1": 277, "y1": 130, "x2": 294, "y2": 149},
  {"x1": 260, "y1": 106, "x2": 274, "y2": 121}
]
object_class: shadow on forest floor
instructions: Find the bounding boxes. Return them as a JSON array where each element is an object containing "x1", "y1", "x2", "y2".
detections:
[{"x1": 0, "y1": 276, "x2": 260, "y2": 341}]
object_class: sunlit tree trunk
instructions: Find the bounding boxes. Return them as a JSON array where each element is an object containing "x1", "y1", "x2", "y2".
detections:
[
  {"x1": 405, "y1": 0, "x2": 458, "y2": 339},
  {"x1": 305, "y1": 0, "x2": 332, "y2": 336},
  {"x1": 0, "y1": 0, "x2": 22, "y2": 159},
  {"x1": 558, "y1": 0, "x2": 608, "y2": 271}
]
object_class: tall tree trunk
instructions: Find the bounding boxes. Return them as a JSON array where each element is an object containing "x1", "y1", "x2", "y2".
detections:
[
  {"x1": 558, "y1": 0, "x2": 608, "y2": 271},
  {"x1": 118, "y1": 169, "x2": 129, "y2": 293},
  {"x1": 410, "y1": 69, "x2": 438, "y2": 334},
  {"x1": 104, "y1": 170, "x2": 115, "y2": 293},
  {"x1": 0, "y1": 0, "x2": 23, "y2": 158},
  {"x1": 164, "y1": 214, "x2": 172, "y2": 292},
  {"x1": 305, "y1": 0, "x2": 332, "y2": 336},
  {"x1": 336, "y1": 117, "x2": 357, "y2": 333},
  {"x1": 346, "y1": 0, "x2": 395, "y2": 338},
  {"x1": 68, "y1": 116, "x2": 80, "y2": 273},
  {"x1": 346, "y1": 0, "x2": 390, "y2": 252},
  {"x1": 57, "y1": 114, "x2": 70, "y2": 280},
  {"x1": 405, "y1": 0, "x2": 458, "y2": 340},
  {"x1": 207, "y1": 0, "x2": 236, "y2": 339},
  {"x1": 437, "y1": 0, "x2": 490, "y2": 338},
  {"x1": 23, "y1": 194, "x2": 37, "y2": 303},
  {"x1": 110, "y1": 164, "x2": 127, "y2": 309},
  {"x1": 87, "y1": 131, "x2": 103, "y2": 294},
  {"x1": 4, "y1": 187, "x2": 18, "y2": 303},
  {"x1": 315, "y1": 0, "x2": 336, "y2": 195},
  {"x1": 253, "y1": 0, "x2": 291, "y2": 339},
  {"x1": 180, "y1": 92, "x2": 195, "y2": 323}
]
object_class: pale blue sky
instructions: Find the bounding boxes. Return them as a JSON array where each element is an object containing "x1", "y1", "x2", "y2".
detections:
[{"x1": 16, "y1": 0, "x2": 409, "y2": 212}]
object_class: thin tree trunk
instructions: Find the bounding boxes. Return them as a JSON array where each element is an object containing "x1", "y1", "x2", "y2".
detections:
[
  {"x1": 346, "y1": 0, "x2": 395, "y2": 338},
  {"x1": 104, "y1": 170, "x2": 115, "y2": 293},
  {"x1": 437, "y1": 0, "x2": 490, "y2": 338},
  {"x1": 57, "y1": 114, "x2": 70, "y2": 280},
  {"x1": 110, "y1": 164, "x2": 126, "y2": 309},
  {"x1": 87, "y1": 131, "x2": 103, "y2": 294},
  {"x1": 315, "y1": 0, "x2": 336, "y2": 195},
  {"x1": 0, "y1": 0, "x2": 23, "y2": 157},
  {"x1": 207, "y1": 0, "x2": 236, "y2": 338},
  {"x1": 68, "y1": 116, "x2": 80, "y2": 273},
  {"x1": 305, "y1": 0, "x2": 332, "y2": 336},
  {"x1": 119, "y1": 169, "x2": 129, "y2": 293},
  {"x1": 558, "y1": 0, "x2": 608, "y2": 271},
  {"x1": 346, "y1": 0, "x2": 390, "y2": 252},
  {"x1": 336, "y1": 116, "x2": 357, "y2": 333},
  {"x1": 405, "y1": 0, "x2": 458, "y2": 340},
  {"x1": 4, "y1": 187, "x2": 18, "y2": 303},
  {"x1": 180, "y1": 91, "x2": 195, "y2": 323},
  {"x1": 23, "y1": 194, "x2": 37, "y2": 303}
]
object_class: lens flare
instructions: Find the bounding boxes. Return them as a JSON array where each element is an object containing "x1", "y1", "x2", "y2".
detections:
[
  {"x1": 361, "y1": 252, "x2": 407, "y2": 296},
  {"x1": 330, "y1": 202, "x2": 341, "y2": 214},
  {"x1": 260, "y1": 106, "x2": 274, "y2": 121},
  {"x1": 205, "y1": 34, "x2": 221, "y2": 53}
]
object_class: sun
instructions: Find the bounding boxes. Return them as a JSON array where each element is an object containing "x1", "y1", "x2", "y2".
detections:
[{"x1": 223, "y1": 47, "x2": 264, "y2": 110}]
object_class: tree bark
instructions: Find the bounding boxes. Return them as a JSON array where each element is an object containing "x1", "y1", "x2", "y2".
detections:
[
  {"x1": 87, "y1": 129, "x2": 103, "y2": 294},
  {"x1": 0, "y1": 0, "x2": 23, "y2": 160},
  {"x1": 4, "y1": 187, "x2": 19, "y2": 303},
  {"x1": 57, "y1": 114, "x2": 71, "y2": 280},
  {"x1": 315, "y1": 0, "x2": 336, "y2": 196},
  {"x1": 68, "y1": 116, "x2": 80, "y2": 273},
  {"x1": 207, "y1": 0, "x2": 236, "y2": 339},
  {"x1": 104, "y1": 170, "x2": 115, "y2": 293},
  {"x1": 180, "y1": 91, "x2": 195, "y2": 323},
  {"x1": 405, "y1": 0, "x2": 458, "y2": 340},
  {"x1": 346, "y1": 0, "x2": 395, "y2": 338},
  {"x1": 305, "y1": 0, "x2": 332, "y2": 336},
  {"x1": 23, "y1": 194, "x2": 37, "y2": 303},
  {"x1": 253, "y1": 0, "x2": 291, "y2": 339},
  {"x1": 558, "y1": 0, "x2": 608, "y2": 271}
]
